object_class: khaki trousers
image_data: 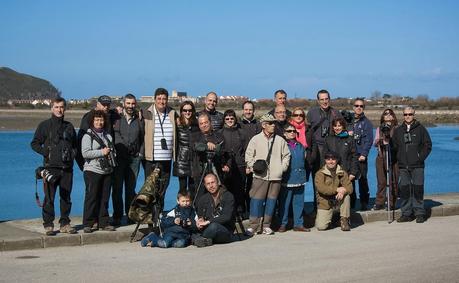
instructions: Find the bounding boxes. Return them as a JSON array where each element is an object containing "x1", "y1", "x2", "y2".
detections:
[{"x1": 315, "y1": 195, "x2": 350, "y2": 230}]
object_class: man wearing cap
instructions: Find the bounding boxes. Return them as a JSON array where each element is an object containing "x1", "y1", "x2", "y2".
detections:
[
  {"x1": 142, "y1": 88, "x2": 177, "y2": 211},
  {"x1": 198, "y1": 91, "x2": 224, "y2": 131},
  {"x1": 268, "y1": 89, "x2": 292, "y2": 117},
  {"x1": 392, "y1": 106, "x2": 432, "y2": 223},
  {"x1": 245, "y1": 113, "x2": 290, "y2": 236},
  {"x1": 76, "y1": 95, "x2": 119, "y2": 171},
  {"x1": 315, "y1": 151, "x2": 353, "y2": 231}
]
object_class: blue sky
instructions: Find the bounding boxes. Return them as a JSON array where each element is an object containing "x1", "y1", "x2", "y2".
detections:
[{"x1": 1, "y1": 1, "x2": 458, "y2": 100}]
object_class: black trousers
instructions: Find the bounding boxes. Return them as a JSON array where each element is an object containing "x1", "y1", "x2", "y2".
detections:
[
  {"x1": 223, "y1": 166, "x2": 247, "y2": 213},
  {"x1": 351, "y1": 159, "x2": 370, "y2": 208},
  {"x1": 83, "y1": 171, "x2": 111, "y2": 228},
  {"x1": 144, "y1": 160, "x2": 171, "y2": 210},
  {"x1": 42, "y1": 169, "x2": 73, "y2": 228},
  {"x1": 399, "y1": 168, "x2": 425, "y2": 217}
]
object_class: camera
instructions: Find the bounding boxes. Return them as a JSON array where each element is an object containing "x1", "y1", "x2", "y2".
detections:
[
  {"x1": 403, "y1": 132, "x2": 412, "y2": 144},
  {"x1": 321, "y1": 125, "x2": 329, "y2": 138},
  {"x1": 160, "y1": 138, "x2": 168, "y2": 150},
  {"x1": 35, "y1": 167, "x2": 58, "y2": 183},
  {"x1": 98, "y1": 146, "x2": 117, "y2": 170},
  {"x1": 381, "y1": 123, "x2": 391, "y2": 138},
  {"x1": 354, "y1": 133, "x2": 361, "y2": 144},
  {"x1": 340, "y1": 110, "x2": 355, "y2": 125},
  {"x1": 127, "y1": 142, "x2": 138, "y2": 156}
]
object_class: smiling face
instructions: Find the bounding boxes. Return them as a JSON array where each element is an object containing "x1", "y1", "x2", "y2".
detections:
[
  {"x1": 274, "y1": 106, "x2": 287, "y2": 122},
  {"x1": 262, "y1": 121, "x2": 276, "y2": 135},
  {"x1": 333, "y1": 121, "x2": 344, "y2": 135},
  {"x1": 198, "y1": 115, "x2": 211, "y2": 133},
  {"x1": 353, "y1": 99, "x2": 365, "y2": 116},
  {"x1": 205, "y1": 93, "x2": 218, "y2": 111},
  {"x1": 243, "y1": 102, "x2": 254, "y2": 120},
  {"x1": 284, "y1": 125, "x2": 297, "y2": 141},
  {"x1": 318, "y1": 92, "x2": 330, "y2": 110},
  {"x1": 403, "y1": 107, "x2": 415, "y2": 124},
  {"x1": 204, "y1": 174, "x2": 219, "y2": 195},
  {"x1": 123, "y1": 98, "x2": 136, "y2": 115},
  {"x1": 224, "y1": 115, "x2": 236, "y2": 128},
  {"x1": 274, "y1": 91, "x2": 287, "y2": 106},
  {"x1": 291, "y1": 110, "x2": 304, "y2": 123},
  {"x1": 155, "y1": 94, "x2": 168, "y2": 113},
  {"x1": 93, "y1": 116, "x2": 105, "y2": 130},
  {"x1": 325, "y1": 156, "x2": 338, "y2": 169}
]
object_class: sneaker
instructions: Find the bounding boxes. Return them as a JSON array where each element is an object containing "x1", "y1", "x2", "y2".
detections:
[
  {"x1": 60, "y1": 224, "x2": 76, "y2": 234},
  {"x1": 293, "y1": 226, "x2": 311, "y2": 232},
  {"x1": 44, "y1": 226, "x2": 56, "y2": 236},
  {"x1": 101, "y1": 225, "x2": 116, "y2": 232},
  {"x1": 340, "y1": 217, "x2": 351, "y2": 231},
  {"x1": 397, "y1": 215, "x2": 413, "y2": 223},
  {"x1": 277, "y1": 226, "x2": 287, "y2": 233},
  {"x1": 92, "y1": 222, "x2": 99, "y2": 231},
  {"x1": 245, "y1": 228, "x2": 255, "y2": 237},
  {"x1": 416, "y1": 215, "x2": 426, "y2": 223},
  {"x1": 83, "y1": 227, "x2": 93, "y2": 233},
  {"x1": 262, "y1": 227, "x2": 274, "y2": 235}
]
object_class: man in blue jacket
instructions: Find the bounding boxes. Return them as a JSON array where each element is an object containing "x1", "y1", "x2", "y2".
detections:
[{"x1": 350, "y1": 98, "x2": 373, "y2": 210}]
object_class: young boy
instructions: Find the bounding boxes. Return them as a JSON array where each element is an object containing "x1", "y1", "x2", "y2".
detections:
[{"x1": 141, "y1": 192, "x2": 196, "y2": 248}]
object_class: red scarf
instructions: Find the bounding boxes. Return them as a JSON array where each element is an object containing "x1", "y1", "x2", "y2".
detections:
[{"x1": 289, "y1": 120, "x2": 308, "y2": 148}]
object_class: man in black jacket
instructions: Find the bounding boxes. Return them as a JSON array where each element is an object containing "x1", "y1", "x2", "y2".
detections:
[
  {"x1": 30, "y1": 97, "x2": 77, "y2": 236},
  {"x1": 198, "y1": 91, "x2": 224, "y2": 131},
  {"x1": 193, "y1": 173, "x2": 235, "y2": 247},
  {"x1": 392, "y1": 106, "x2": 432, "y2": 223}
]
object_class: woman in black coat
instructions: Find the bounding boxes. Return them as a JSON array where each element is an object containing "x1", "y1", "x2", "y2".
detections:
[
  {"x1": 219, "y1": 109, "x2": 249, "y2": 216},
  {"x1": 173, "y1": 101, "x2": 199, "y2": 198},
  {"x1": 323, "y1": 117, "x2": 359, "y2": 181}
]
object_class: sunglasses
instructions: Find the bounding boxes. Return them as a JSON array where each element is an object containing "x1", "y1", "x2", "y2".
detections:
[
  {"x1": 403, "y1": 113, "x2": 414, "y2": 116},
  {"x1": 265, "y1": 121, "x2": 276, "y2": 125},
  {"x1": 182, "y1": 109, "x2": 193, "y2": 113},
  {"x1": 285, "y1": 130, "x2": 297, "y2": 133},
  {"x1": 354, "y1": 104, "x2": 364, "y2": 108},
  {"x1": 292, "y1": 114, "x2": 304, "y2": 118},
  {"x1": 225, "y1": 117, "x2": 235, "y2": 121}
]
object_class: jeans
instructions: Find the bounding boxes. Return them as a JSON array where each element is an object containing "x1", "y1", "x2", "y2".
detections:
[
  {"x1": 279, "y1": 185, "x2": 305, "y2": 228},
  {"x1": 112, "y1": 156, "x2": 140, "y2": 220},
  {"x1": 141, "y1": 232, "x2": 189, "y2": 248},
  {"x1": 201, "y1": 222, "x2": 232, "y2": 244}
]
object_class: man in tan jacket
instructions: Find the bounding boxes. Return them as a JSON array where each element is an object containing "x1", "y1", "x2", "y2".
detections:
[
  {"x1": 245, "y1": 113, "x2": 290, "y2": 235},
  {"x1": 315, "y1": 151, "x2": 353, "y2": 231}
]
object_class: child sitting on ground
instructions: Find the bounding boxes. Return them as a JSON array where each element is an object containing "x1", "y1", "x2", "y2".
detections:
[{"x1": 141, "y1": 192, "x2": 196, "y2": 248}]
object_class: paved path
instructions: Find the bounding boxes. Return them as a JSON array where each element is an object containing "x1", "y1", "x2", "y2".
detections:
[{"x1": 1, "y1": 215, "x2": 458, "y2": 283}]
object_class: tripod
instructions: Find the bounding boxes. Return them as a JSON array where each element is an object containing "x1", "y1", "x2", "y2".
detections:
[{"x1": 384, "y1": 143, "x2": 395, "y2": 223}]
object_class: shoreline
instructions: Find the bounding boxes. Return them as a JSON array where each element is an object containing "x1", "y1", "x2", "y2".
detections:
[{"x1": 1, "y1": 109, "x2": 459, "y2": 131}]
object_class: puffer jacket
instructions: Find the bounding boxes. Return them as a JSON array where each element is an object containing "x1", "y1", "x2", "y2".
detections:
[
  {"x1": 173, "y1": 123, "x2": 199, "y2": 176},
  {"x1": 219, "y1": 124, "x2": 248, "y2": 168},
  {"x1": 315, "y1": 164, "x2": 353, "y2": 210},
  {"x1": 391, "y1": 120, "x2": 432, "y2": 169},
  {"x1": 198, "y1": 109, "x2": 224, "y2": 131},
  {"x1": 323, "y1": 132, "x2": 359, "y2": 177}
]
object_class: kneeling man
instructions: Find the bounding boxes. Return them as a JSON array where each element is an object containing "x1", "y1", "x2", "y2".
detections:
[
  {"x1": 315, "y1": 151, "x2": 353, "y2": 231},
  {"x1": 193, "y1": 173, "x2": 235, "y2": 247}
]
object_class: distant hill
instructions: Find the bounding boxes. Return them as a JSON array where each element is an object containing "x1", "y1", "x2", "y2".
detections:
[{"x1": 0, "y1": 67, "x2": 60, "y2": 102}]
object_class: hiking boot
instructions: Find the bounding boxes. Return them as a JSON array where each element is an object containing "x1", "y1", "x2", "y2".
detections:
[
  {"x1": 111, "y1": 218, "x2": 121, "y2": 227},
  {"x1": 101, "y1": 225, "x2": 116, "y2": 232},
  {"x1": 340, "y1": 217, "x2": 351, "y2": 231},
  {"x1": 360, "y1": 202, "x2": 368, "y2": 211},
  {"x1": 83, "y1": 227, "x2": 93, "y2": 233},
  {"x1": 60, "y1": 224, "x2": 76, "y2": 234},
  {"x1": 45, "y1": 226, "x2": 56, "y2": 236},
  {"x1": 277, "y1": 226, "x2": 287, "y2": 233},
  {"x1": 262, "y1": 227, "x2": 274, "y2": 235},
  {"x1": 416, "y1": 215, "x2": 426, "y2": 223},
  {"x1": 397, "y1": 215, "x2": 413, "y2": 223},
  {"x1": 245, "y1": 228, "x2": 255, "y2": 237},
  {"x1": 293, "y1": 226, "x2": 311, "y2": 232}
]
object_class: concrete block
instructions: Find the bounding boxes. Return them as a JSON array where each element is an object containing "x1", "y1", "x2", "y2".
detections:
[
  {"x1": 43, "y1": 234, "x2": 81, "y2": 248},
  {"x1": 442, "y1": 205, "x2": 459, "y2": 216},
  {"x1": 429, "y1": 206, "x2": 443, "y2": 217},
  {"x1": 81, "y1": 231, "x2": 131, "y2": 245},
  {"x1": 366, "y1": 211, "x2": 390, "y2": 223},
  {"x1": 3, "y1": 238, "x2": 43, "y2": 251},
  {"x1": 0, "y1": 240, "x2": 4, "y2": 252}
]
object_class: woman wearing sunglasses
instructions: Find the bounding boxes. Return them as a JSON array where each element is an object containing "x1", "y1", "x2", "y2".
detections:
[
  {"x1": 173, "y1": 101, "x2": 199, "y2": 198},
  {"x1": 372, "y1": 108, "x2": 399, "y2": 211},
  {"x1": 219, "y1": 109, "x2": 249, "y2": 216},
  {"x1": 289, "y1": 107, "x2": 315, "y2": 178},
  {"x1": 323, "y1": 117, "x2": 359, "y2": 186}
]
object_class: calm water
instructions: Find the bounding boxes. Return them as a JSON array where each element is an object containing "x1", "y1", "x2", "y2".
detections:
[{"x1": 1, "y1": 125, "x2": 458, "y2": 221}]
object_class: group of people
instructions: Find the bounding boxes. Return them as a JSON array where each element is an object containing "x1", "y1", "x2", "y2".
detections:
[{"x1": 31, "y1": 88, "x2": 432, "y2": 248}]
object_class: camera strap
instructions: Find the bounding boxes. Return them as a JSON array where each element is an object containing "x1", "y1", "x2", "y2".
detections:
[
  {"x1": 266, "y1": 134, "x2": 276, "y2": 165},
  {"x1": 156, "y1": 106, "x2": 168, "y2": 138},
  {"x1": 35, "y1": 177, "x2": 44, "y2": 208},
  {"x1": 87, "y1": 130, "x2": 109, "y2": 149}
]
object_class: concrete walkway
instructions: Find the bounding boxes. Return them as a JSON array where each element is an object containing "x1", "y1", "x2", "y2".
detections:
[{"x1": 1, "y1": 193, "x2": 459, "y2": 252}]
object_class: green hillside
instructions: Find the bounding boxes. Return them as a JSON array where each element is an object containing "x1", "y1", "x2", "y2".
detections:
[{"x1": 0, "y1": 67, "x2": 60, "y2": 101}]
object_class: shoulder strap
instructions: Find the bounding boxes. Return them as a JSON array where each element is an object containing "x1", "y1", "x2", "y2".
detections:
[
  {"x1": 266, "y1": 134, "x2": 276, "y2": 165},
  {"x1": 87, "y1": 130, "x2": 107, "y2": 148}
]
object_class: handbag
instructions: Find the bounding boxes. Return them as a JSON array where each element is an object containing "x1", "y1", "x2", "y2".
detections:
[{"x1": 252, "y1": 135, "x2": 276, "y2": 175}]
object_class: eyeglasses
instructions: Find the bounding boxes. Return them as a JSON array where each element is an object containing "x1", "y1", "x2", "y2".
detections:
[
  {"x1": 292, "y1": 114, "x2": 304, "y2": 118},
  {"x1": 285, "y1": 130, "x2": 297, "y2": 133},
  {"x1": 403, "y1": 113, "x2": 414, "y2": 116},
  {"x1": 225, "y1": 117, "x2": 235, "y2": 121},
  {"x1": 354, "y1": 105, "x2": 364, "y2": 108},
  {"x1": 265, "y1": 121, "x2": 276, "y2": 125},
  {"x1": 182, "y1": 109, "x2": 193, "y2": 113}
]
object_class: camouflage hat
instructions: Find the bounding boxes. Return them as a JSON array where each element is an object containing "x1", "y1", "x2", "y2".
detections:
[{"x1": 259, "y1": 113, "x2": 276, "y2": 123}]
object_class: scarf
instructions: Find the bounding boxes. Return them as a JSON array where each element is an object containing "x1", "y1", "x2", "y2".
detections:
[{"x1": 289, "y1": 120, "x2": 307, "y2": 148}]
